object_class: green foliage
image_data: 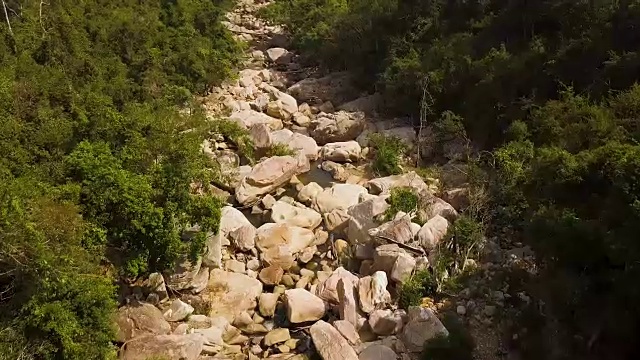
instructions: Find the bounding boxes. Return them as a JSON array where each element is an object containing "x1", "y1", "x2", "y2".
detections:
[
  {"x1": 369, "y1": 133, "x2": 406, "y2": 176},
  {"x1": 384, "y1": 187, "x2": 419, "y2": 221},
  {"x1": 211, "y1": 119, "x2": 256, "y2": 163},
  {"x1": 422, "y1": 314, "x2": 474, "y2": 360},
  {"x1": 398, "y1": 269, "x2": 437, "y2": 310},
  {"x1": 0, "y1": 0, "x2": 238, "y2": 358},
  {"x1": 264, "y1": 143, "x2": 297, "y2": 157}
]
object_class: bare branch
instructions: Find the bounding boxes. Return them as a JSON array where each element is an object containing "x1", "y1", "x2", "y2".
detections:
[
  {"x1": 2, "y1": 0, "x2": 13, "y2": 37},
  {"x1": 39, "y1": 1, "x2": 48, "y2": 37}
]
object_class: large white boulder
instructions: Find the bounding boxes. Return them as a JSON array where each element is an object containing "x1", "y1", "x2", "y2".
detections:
[
  {"x1": 309, "y1": 111, "x2": 366, "y2": 145},
  {"x1": 357, "y1": 272, "x2": 390, "y2": 314},
  {"x1": 204, "y1": 269, "x2": 263, "y2": 322},
  {"x1": 310, "y1": 320, "x2": 359, "y2": 360},
  {"x1": 121, "y1": 334, "x2": 204, "y2": 360},
  {"x1": 270, "y1": 201, "x2": 323, "y2": 229},
  {"x1": 115, "y1": 302, "x2": 171, "y2": 342},
  {"x1": 285, "y1": 288, "x2": 326, "y2": 323},
  {"x1": 255, "y1": 223, "x2": 316, "y2": 253},
  {"x1": 271, "y1": 128, "x2": 319, "y2": 160},
  {"x1": 315, "y1": 267, "x2": 359, "y2": 304},
  {"x1": 367, "y1": 171, "x2": 430, "y2": 196},
  {"x1": 229, "y1": 109, "x2": 283, "y2": 131},
  {"x1": 287, "y1": 72, "x2": 358, "y2": 105},
  {"x1": 313, "y1": 184, "x2": 368, "y2": 214},
  {"x1": 321, "y1": 141, "x2": 361, "y2": 162},
  {"x1": 235, "y1": 156, "x2": 299, "y2": 205},
  {"x1": 346, "y1": 195, "x2": 390, "y2": 245},
  {"x1": 417, "y1": 215, "x2": 449, "y2": 251}
]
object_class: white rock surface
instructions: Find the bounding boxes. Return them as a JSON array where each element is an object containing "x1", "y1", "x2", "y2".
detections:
[
  {"x1": 321, "y1": 141, "x2": 361, "y2": 162},
  {"x1": 285, "y1": 288, "x2": 326, "y2": 323},
  {"x1": 205, "y1": 269, "x2": 263, "y2": 322},
  {"x1": 270, "y1": 201, "x2": 322, "y2": 229},
  {"x1": 236, "y1": 156, "x2": 299, "y2": 205},
  {"x1": 417, "y1": 215, "x2": 449, "y2": 251}
]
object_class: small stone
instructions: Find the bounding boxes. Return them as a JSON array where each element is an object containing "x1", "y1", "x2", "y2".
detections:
[
  {"x1": 284, "y1": 338, "x2": 299, "y2": 349},
  {"x1": 251, "y1": 344, "x2": 263, "y2": 355},
  {"x1": 253, "y1": 313, "x2": 265, "y2": 324},
  {"x1": 259, "y1": 293, "x2": 279, "y2": 317},
  {"x1": 285, "y1": 288, "x2": 326, "y2": 323},
  {"x1": 264, "y1": 328, "x2": 291, "y2": 346},
  {"x1": 226, "y1": 259, "x2": 246, "y2": 273},
  {"x1": 300, "y1": 268, "x2": 315, "y2": 278},
  {"x1": 282, "y1": 274, "x2": 295, "y2": 287},
  {"x1": 233, "y1": 311, "x2": 253, "y2": 328},
  {"x1": 259, "y1": 265, "x2": 284, "y2": 285},
  {"x1": 368, "y1": 309, "x2": 405, "y2": 335},
  {"x1": 277, "y1": 345, "x2": 291, "y2": 353},
  {"x1": 456, "y1": 305, "x2": 467, "y2": 316},
  {"x1": 299, "y1": 246, "x2": 317, "y2": 263},
  {"x1": 163, "y1": 299, "x2": 194, "y2": 322},
  {"x1": 247, "y1": 259, "x2": 261, "y2": 271},
  {"x1": 296, "y1": 276, "x2": 312, "y2": 289}
]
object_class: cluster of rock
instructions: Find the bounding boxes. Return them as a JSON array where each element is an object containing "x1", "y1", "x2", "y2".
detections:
[{"x1": 115, "y1": 1, "x2": 473, "y2": 360}]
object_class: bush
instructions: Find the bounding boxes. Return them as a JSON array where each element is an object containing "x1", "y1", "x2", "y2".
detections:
[
  {"x1": 369, "y1": 134, "x2": 406, "y2": 176},
  {"x1": 384, "y1": 187, "x2": 419, "y2": 221},
  {"x1": 210, "y1": 119, "x2": 256, "y2": 163},
  {"x1": 265, "y1": 143, "x2": 297, "y2": 157},
  {"x1": 398, "y1": 269, "x2": 438, "y2": 310}
]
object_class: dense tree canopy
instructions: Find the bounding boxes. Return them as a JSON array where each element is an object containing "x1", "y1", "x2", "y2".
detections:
[
  {"x1": 0, "y1": 0, "x2": 238, "y2": 358},
  {"x1": 264, "y1": 1, "x2": 640, "y2": 359}
]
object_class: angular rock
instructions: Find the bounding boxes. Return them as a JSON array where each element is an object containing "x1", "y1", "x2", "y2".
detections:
[
  {"x1": 259, "y1": 265, "x2": 284, "y2": 286},
  {"x1": 225, "y1": 259, "x2": 246, "y2": 274},
  {"x1": 271, "y1": 129, "x2": 320, "y2": 161},
  {"x1": 323, "y1": 208, "x2": 350, "y2": 232},
  {"x1": 357, "y1": 271, "x2": 390, "y2": 314},
  {"x1": 390, "y1": 252, "x2": 416, "y2": 283},
  {"x1": 310, "y1": 320, "x2": 359, "y2": 360},
  {"x1": 266, "y1": 47, "x2": 292, "y2": 64},
  {"x1": 264, "y1": 328, "x2": 291, "y2": 346},
  {"x1": 288, "y1": 72, "x2": 357, "y2": 105},
  {"x1": 285, "y1": 288, "x2": 326, "y2": 323},
  {"x1": 259, "y1": 293, "x2": 279, "y2": 317},
  {"x1": 205, "y1": 269, "x2": 263, "y2": 321},
  {"x1": 333, "y1": 320, "x2": 361, "y2": 346},
  {"x1": 346, "y1": 195, "x2": 390, "y2": 245},
  {"x1": 250, "y1": 123, "x2": 273, "y2": 150},
  {"x1": 229, "y1": 225, "x2": 257, "y2": 252},
  {"x1": 416, "y1": 215, "x2": 449, "y2": 251},
  {"x1": 321, "y1": 141, "x2": 361, "y2": 163},
  {"x1": 236, "y1": 156, "x2": 299, "y2": 205},
  {"x1": 166, "y1": 257, "x2": 203, "y2": 292},
  {"x1": 314, "y1": 184, "x2": 368, "y2": 214},
  {"x1": 256, "y1": 223, "x2": 316, "y2": 253},
  {"x1": 121, "y1": 334, "x2": 204, "y2": 360},
  {"x1": 367, "y1": 172, "x2": 430, "y2": 196},
  {"x1": 299, "y1": 245, "x2": 317, "y2": 263},
  {"x1": 372, "y1": 244, "x2": 403, "y2": 273},
  {"x1": 145, "y1": 273, "x2": 168, "y2": 302},
  {"x1": 315, "y1": 267, "x2": 359, "y2": 304},
  {"x1": 229, "y1": 109, "x2": 283, "y2": 131},
  {"x1": 262, "y1": 245, "x2": 296, "y2": 270},
  {"x1": 368, "y1": 216, "x2": 414, "y2": 245},
  {"x1": 115, "y1": 302, "x2": 171, "y2": 342},
  {"x1": 298, "y1": 182, "x2": 324, "y2": 204},
  {"x1": 401, "y1": 307, "x2": 449, "y2": 352},
  {"x1": 358, "y1": 344, "x2": 397, "y2": 360},
  {"x1": 337, "y1": 278, "x2": 360, "y2": 327},
  {"x1": 309, "y1": 111, "x2": 365, "y2": 145},
  {"x1": 368, "y1": 309, "x2": 405, "y2": 336},
  {"x1": 164, "y1": 299, "x2": 194, "y2": 322},
  {"x1": 271, "y1": 201, "x2": 322, "y2": 229},
  {"x1": 419, "y1": 196, "x2": 459, "y2": 222},
  {"x1": 338, "y1": 93, "x2": 382, "y2": 114},
  {"x1": 220, "y1": 206, "x2": 254, "y2": 237},
  {"x1": 442, "y1": 187, "x2": 470, "y2": 211}
]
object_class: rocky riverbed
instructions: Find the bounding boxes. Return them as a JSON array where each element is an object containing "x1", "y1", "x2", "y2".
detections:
[{"x1": 113, "y1": 1, "x2": 499, "y2": 359}]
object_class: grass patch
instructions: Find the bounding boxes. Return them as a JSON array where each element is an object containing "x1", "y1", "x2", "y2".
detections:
[
  {"x1": 264, "y1": 143, "x2": 297, "y2": 157},
  {"x1": 369, "y1": 133, "x2": 407, "y2": 176}
]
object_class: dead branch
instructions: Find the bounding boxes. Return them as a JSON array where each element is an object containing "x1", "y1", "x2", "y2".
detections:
[
  {"x1": 374, "y1": 234, "x2": 426, "y2": 256},
  {"x1": 39, "y1": 1, "x2": 48, "y2": 37},
  {"x1": 2, "y1": 0, "x2": 13, "y2": 36}
]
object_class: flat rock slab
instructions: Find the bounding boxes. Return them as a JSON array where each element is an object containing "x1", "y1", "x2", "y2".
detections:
[{"x1": 310, "y1": 320, "x2": 359, "y2": 360}]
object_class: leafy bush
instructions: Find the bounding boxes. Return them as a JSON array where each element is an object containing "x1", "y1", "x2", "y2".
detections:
[
  {"x1": 211, "y1": 119, "x2": 256, "y2": 163},
  {"x1": 384, "y1": 187, "x2": 419, "y2": 221},
  {"x1": 398, "y1": 269, "x2": 437, "y2": 310},
  {"x1": 369, "y1": 134, "x2": 406, "y2": 176}
]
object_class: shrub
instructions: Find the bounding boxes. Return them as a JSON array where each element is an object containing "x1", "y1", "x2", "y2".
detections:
[
  {"x1": 398, "y1": 269, "x2": 438, "y2": 310},
  {"x1": 210, "y1": 120, "x2": 256, "y2": 163},
  {"x1": 384, "y1": 187, "x2": 419, "y2": 221},
  {"x1": 369, "y1": 134, "x2": 406, "y2": 176},
  {"x1": 265, "y1": 143, "x2": 297, "y2": 157}
]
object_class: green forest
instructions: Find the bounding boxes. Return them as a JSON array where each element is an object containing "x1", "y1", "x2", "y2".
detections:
[
  {"x1": 264, "y1": 1, "x2": 640, "y2": 359},
  {"x1": 0, "y1": 0, "x2": 239, "y2": 358},
  {"x1": 2, "y1": 0, "x2": 640, "y2": 359}
]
